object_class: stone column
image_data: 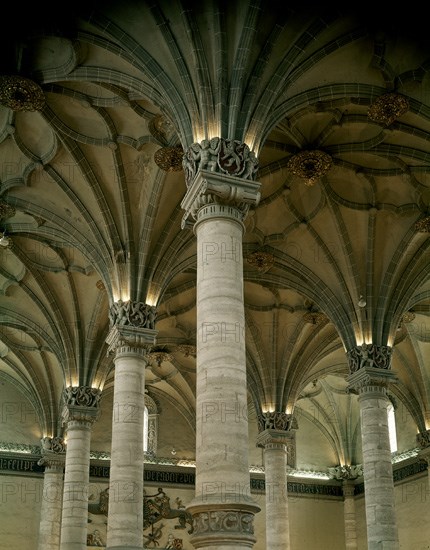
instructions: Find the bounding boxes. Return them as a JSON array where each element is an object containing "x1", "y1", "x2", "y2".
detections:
[
  {"x1": 105, "y1": 301, "x2": 157, "y2": 550},
  {"x1": 37, "y1": 437, "x2": 66, "y2": 550},
  {"x1": 256, "y1": 412, "x2": 297, "y2": 550},
  {"x1": 60, "y1": 386, "x2": 101, "y2": 550},
  {"x1": 181, "y1": 141, "x2": 261, "y2": 550},
  {"x1": 329, "y1": 465, "x2": 362, "y2": 549},
  {"x1": 347, "y1": 344, "x2": 399, "y2": 550}
]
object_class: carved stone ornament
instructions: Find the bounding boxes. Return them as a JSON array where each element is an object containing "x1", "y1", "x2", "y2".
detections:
[
  {"x1": 257, "y1": 411, "x2": 298, "y2": 433},
  {"x1": 183, "y1": 138, "x2": 259, "y2": 187},
  {"x1": 287, "y1": 149, "x2": 332, "y2": 186},
  {"x1": 367, "y1": 92, "x2": 409, "y2": 126},
  {"x1": 63, "y1": 386, "x2": 102, "y2": 408},
  {"x1": 0, "y1": 75, "x2": 45, "y2": 111},
  {"x1": 40, "y1": 436, "x2": 66, "y2": 454},
  {"x1": 176, "y1": 344, "x2": 197, "y2": 357},
  {"x1": 415, "y1": 216, "x2": 430, "y2": 233},
  {"x1": 154, "y1": 146, "x2": 184, "y2": 172},
  {"x1": 246, "y1": 251, "x2": 274, "y2": 273},
  {"x1": 328, "y1": 464, "x2": 363, "y2": 481},
  {"x1": 0, "y1": 200, "x2": 16, "y2": 219},
  {"x1": 192, "y1": 509, "x2": 255, "y2": 536},
  {"x1": 347, "y1": 343, "x2": 392, "y2": 374},
  {"x1": 416, "y1": 429, "x2": 430, "y2": 449},
  {"x1": 109, "y1": 300, "x2": 157, "y2": 329}
]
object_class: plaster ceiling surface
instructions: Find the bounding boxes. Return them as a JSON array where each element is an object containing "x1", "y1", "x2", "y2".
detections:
[{"x1": 0, "y1": 1, "x2": 429, "y2": 472}]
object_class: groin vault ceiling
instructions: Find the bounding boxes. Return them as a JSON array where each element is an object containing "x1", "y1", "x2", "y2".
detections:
[{"x1": 0, "y1": 1, "x2": 429, "y2": 472}]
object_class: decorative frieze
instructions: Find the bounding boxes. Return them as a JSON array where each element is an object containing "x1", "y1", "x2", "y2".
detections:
[
  {"x1": 183, "y1": 138, "x2": 259, "y2": 187},
  {"x1": 347, "y1": 343, "x2": 392, "y2": 374}
]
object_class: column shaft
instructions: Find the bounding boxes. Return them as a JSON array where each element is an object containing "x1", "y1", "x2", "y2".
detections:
[
  {"x1": 359, "y1": 388, "x2": 398, "y2": 549},
  {"x1": 60, "y1": 419, "x2": 92, "y2": 550},
  {"x1": 263, "y1": 442, "x2": 290, "y2": 549},
  {"x1": 38, "y1": 464, "x2": 64, "y2": 550},
  {"x1": 343, "y1": 484, "x2": 357, "y2": 549},
  {"x1": 182, "y1": 168, "x2": 261, "y2": 549},
  {"x1": 106, "y1": 350, "x2": 146, "y2": 550},
  {"x1": 195, "y1": 213, "x2": 250, "y2": 495}
]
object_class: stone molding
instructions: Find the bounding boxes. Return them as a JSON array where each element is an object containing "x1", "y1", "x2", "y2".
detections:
[
  {"x1": 106, "y1": 324, "x2": 157, "y2": 357},
  {"x1": 347, "y1": 366, "x2": 398, "y2": 395},
  {"x1": 181, "y1": 170, "x2": 261, "y2": 229}
]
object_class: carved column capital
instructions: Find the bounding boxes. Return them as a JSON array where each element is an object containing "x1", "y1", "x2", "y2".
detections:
[
  {"x1": 181, "y1": 169, "x2": 261, "y2": 229},
  {"x1": 257, "y1": 411, "x2": 298, "y2": 433},
  {"x1": 256, "y1": 412, "x2": 297, "y2": 468},
  {"x1": 183, "y1": 138, "x2": 259, "y2": 187},
  {"x1": 347, "y1": 366, "x2": 397, "y2": 396},
  {"x1": 107, "y1": 300, "x2": 157, "y2": 357},
  {"x1": 61, "y1": 386, "x2": 102, "y2": 426},
  {"x1": 328, "y1": 464, "x2": 363, "y2": 481},
  {"x1": 417, "y1": 430, "x2": 430, "y2": 466},
  {"x1": 346, "y1": 343, "x2": 393, "y2": 374},
  {"x1": 38, "y1": 436, "x2": 66, "y2": 470},
  {"x1": 256, "y1": 429, "x2": 290, "y2": 450}
]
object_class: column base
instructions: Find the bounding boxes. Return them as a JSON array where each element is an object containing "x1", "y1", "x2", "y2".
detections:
[{"x1": 187, "y1": 499, "x2": 260, "y2": 549}]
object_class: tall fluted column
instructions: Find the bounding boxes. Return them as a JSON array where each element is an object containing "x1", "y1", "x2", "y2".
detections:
[
  {"x1": 256, "y1": 412, "x2": 297, "y2": 550},
  {"x1": 60, "y1": 387, "x2": 101, "y2": 550},
  {"x1": 37, "y1": 437, "x2": 66, "y2": 550},
  {"x1": 181, "y1": 142, "x2": 261, "y2": 550},
  {"x1": 347, "y1": 344, "x2": 399, "y2": 550},
  {"x1": 105, "y1": 301, "x2": 157, "y2": 550},
  {"x1": 329, "y1": 465, "x2": 362, "y2": 549}
]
